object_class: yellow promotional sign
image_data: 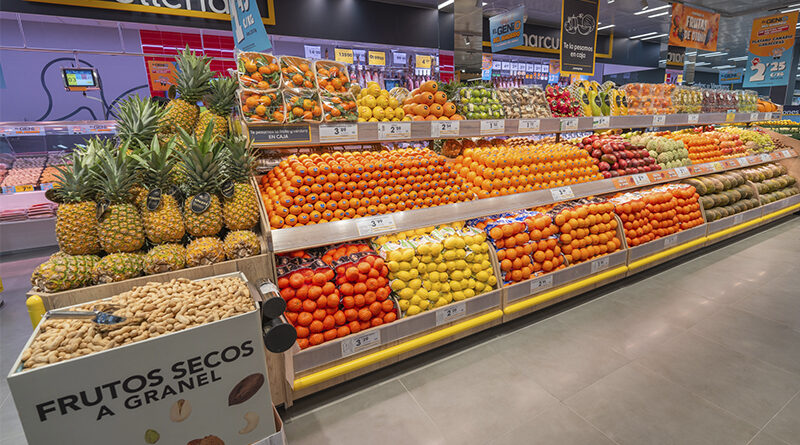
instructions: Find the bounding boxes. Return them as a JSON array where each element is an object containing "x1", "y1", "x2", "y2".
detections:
[
  {"x1": 748, "y1": 12, "x2": 798, "y2": 57},
  {"x1": 368, "y1": 51, "x2": 386, "y2": 66},
  {"x1": 416, "y1": 55, "x2": 432, "y2": 68},
  {"x1": 335, "y1": 48, "x2": 354, "y2": 64}
]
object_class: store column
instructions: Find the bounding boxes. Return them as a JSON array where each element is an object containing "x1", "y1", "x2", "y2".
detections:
[{"x1": 453, "y1": 0, "x2": 483, "y2": 80}]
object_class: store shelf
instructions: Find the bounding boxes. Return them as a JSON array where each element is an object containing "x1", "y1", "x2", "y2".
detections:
[
  {"x1": 706, "y1": 207, "x2": 763, "y2": 234},
  {"x1": 627, "y1": 225, "x2": 707, "y2": 262},
  {"x1": 0, "y1": 217, "x2": 56, "y2": 253},
  {"x1": 268, "y1": 149, "x2": 798, "y2": 253},
  {"x1": 248, "y1": 112, "x2": 780, "y2": 148}
]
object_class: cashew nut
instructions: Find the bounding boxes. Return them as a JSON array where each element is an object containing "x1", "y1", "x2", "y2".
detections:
[
  {"x1": 238, "y1": 411, "x2": 259, "y2": 434},
  {"x1": 169, "y1": 399, "x2": 191, "y2": 422}
]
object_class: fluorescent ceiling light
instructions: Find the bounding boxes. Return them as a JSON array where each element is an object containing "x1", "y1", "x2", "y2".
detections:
[
  {"x1": 630, "y1": 31, "x2": 658, "y2": 39},
  {"x1": 634, "y1": 4, "x2": 671, "y2": 14},
  {"x1": 438, "y1": 0, "x2": 453, "y2": 9},
  {"x1": 648, "y1": 11, "x2": 670, "y2": 17},
  {"x1": 781, "y1": 7, "x2": 800, "y2": 12},
  {"x1": 598, "y1": 24, "x2": 616, "y2": 30},
  {"x1": 728, "y1": 56, "x2": 748, "y2": 61},
  {"x1": 699, "y1": 52, "x2": 727, "y2": 57},
  {"x1": 695, "y1": 62, "x2": 710, "y2": 66},
  {"x1": 641, "y1": 33, "x2": 668, "y2": 40},
  {"x1": 686, "y1": 51, "x2": 697, "y2": 56},
  {"x1": 712, "y1": 65, "x2": 735, "y2": 69},
  {"x1": 659, "y1": 59, "x2": 666, "y2": 63}
]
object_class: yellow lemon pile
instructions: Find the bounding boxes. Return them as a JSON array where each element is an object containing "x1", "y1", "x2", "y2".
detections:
[{"x1": 357, "y1": 81, "x2": 410, "y2": 122}]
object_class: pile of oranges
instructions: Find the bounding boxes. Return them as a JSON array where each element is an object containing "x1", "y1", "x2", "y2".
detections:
[
  {"x1": 453, "y1": 142, "x2": 602, "y2": 199},
  {"x1": 402, "y1": 81, "x2": 462, "y2": 121},
  {"x1": 260, "y1": 148, "x2": 475, "y2": 229},
  {"x1": 280, "y1": 56, "x2": 316, "y2": 89},
  {"x1": 670, "y1": 132, "x2": 724, "y2": 163},
  {"x1": 315, "y1": 61, "x2": 351, "y2": 93},
  {"x1": 549, "y1": 200, "x2": 622, "y2": 265},
  {"x1": 611, "y1": 184, "x2": 703, "y2": 247}
]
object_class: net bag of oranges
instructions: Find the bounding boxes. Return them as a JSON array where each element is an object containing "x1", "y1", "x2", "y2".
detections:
[
  {"x1": 320, "y1": 91, "x2": 358, "y2": 122},
  {"x1": 282, "y1": 89, "x2": 323, "y2": 123},
  {"x1": 239, "y1": 89, "x2": 285, "y2": 123},
  {"x1": 279, "y1": 56, "x2": 317, "y2": 89},
  {"x1": 237, "y1": 52, "x2": 280, "y2": 90},
  {"x1": 314, "y1": 60, "x2": 351, "y2": 93},
  {"x1": 277, "y1": 258, "x2": 340, "y2": 349},
  {"x1": 548, "y1": 198, "x2": 622, "y2": 265}
]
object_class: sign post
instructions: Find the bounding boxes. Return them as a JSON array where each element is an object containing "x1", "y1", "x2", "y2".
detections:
[{"x1": 560, "y1": 0, "x2": 599, "y2": 75}]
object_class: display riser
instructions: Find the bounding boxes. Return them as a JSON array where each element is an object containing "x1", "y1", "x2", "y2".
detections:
[{"x1": 0, "y1": 218, "x2": 57, "y2": 253}]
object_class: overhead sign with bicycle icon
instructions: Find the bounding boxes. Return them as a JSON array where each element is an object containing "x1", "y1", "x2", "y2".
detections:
[{"x1": 560, "y1": 0, "x2": 599, "y2": 75}]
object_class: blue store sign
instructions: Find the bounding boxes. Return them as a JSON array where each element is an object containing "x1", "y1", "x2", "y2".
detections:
[
  {"x1": 230, "y1": 0, "x2": 272, "y2": 52},
  {"x1": 489, "y1": 6, "x2": 525, "y2": 52}
]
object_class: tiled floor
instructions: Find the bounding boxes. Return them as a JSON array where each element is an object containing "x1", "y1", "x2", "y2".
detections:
[{"x1": 2, "y1": 217, "x2": 800, "y2": 445}]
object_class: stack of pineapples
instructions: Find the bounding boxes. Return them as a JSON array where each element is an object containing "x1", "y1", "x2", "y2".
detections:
[{"x1": 32, "y1": 47, "x2": 263, "y2": 293}]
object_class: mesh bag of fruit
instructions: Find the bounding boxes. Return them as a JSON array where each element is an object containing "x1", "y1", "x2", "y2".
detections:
[
  {"x1": 454, "y1": 85, "x2": 505, "y2": 120},
  {"x1": 314, "y1": 60, "x2": 351, "y2": 93},
  {"x1": 331, "y1": 249, "x2": 397, "y2": 330},
  {"x1": 277, "y1": 258, "x2": 339, "y2": 349},
  {"x1": 279, "y1": 56, "x2": 317, "y2": 90},
  {"x1": 282, "y1": 88, "x2": 323, "y2": 123},
  {"x1": 237, "y1": 51, "x2": 280, "y2": 90},
  {"x1": 238, "y1": 89, "x2": 285, "y2": 123},
  {"x1": 320, "y1": 91, "x2": 358, "y2": 122}
]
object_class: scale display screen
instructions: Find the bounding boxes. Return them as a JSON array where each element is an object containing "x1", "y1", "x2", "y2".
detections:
[{"x1": 61, "y1": 68, "x2": 99, "y2": 91}]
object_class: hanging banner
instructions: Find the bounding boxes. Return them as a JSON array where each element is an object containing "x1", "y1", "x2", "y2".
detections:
[
  {"x1": 229, "y1": 0, "x2": 272, "y2": 52},
  {"x1": 481, "y1": 54, "x2": 493, "y2": 80},
  {"x1": 549, "y1": 59, "x2": 561, "y2": 74},
  {"x1": 489, "y1": 6, "x2": 525, "y2": 52},
  {"x1": 719, "y1": 69, "x2": 743, "y2": 85},
  {"x1": 666, "y1": 45, "x2": 685, "y2": 68},
  {"x1": 335, "y1": 48, "x2": 354, "y2": 64},
  {"x1": 668, "y1": 4, "x2": 719, "y2": 51},
  {"x1": 560, "y1": 0, "x2": 599, "y2": 75},
  {"x1": 743, "y1": 11, "x2": 799, "y2": 88}
]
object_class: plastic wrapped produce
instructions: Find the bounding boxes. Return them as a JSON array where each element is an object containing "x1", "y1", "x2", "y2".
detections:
[
  {"x1": 314, "y1": 60, "x2": 351, "y2": 93},
  {"x1": 236, "y1": 52, "x2": 280, "y2": 90},
  {"x1": 239, "y1": 89, "x2": 285, "y2": 123},
  {"x1": 497, "y1": 87, "x2": 551, "y2": 118},
  {"x1": 672, "y1": 86, "x2": 702, "y2": 113},
  {"x1": 283, "y1": 89, "x2": 323, "y2": 123},
  {"x1": 279, "y1": 56, "x2": 316, "y2": 89},
  {"x1": 455, "y1": 85, "x2": 504, "y2": 119},
  {"x1": 320, "y1": 91, "x2": 358, "y2": 122},
  {"x1": 623, "y1": 83, "x2": 675, "y2": 115}
]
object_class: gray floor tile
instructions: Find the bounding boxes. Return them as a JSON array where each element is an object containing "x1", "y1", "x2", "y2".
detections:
[
  {"x1": 490, "y1": 403, "x2": 616, "y2": 445},
  {"x1": 733, "y1": 286, "x2": 800, "y2": 331},
  {"x1": 691, "y1": 307, "x2": 800, "y2": 375},
  {"x1": 0, "y1": 396, "x2": 25, "y2": 445},
  {"x1": 763, "y1": 393, "x2": 800, "y2": 445},
  {"x1": 491, "y1": 318, "x2": 629, "y2": 400},
  {"x1": 400, "y1": 344, "x2": 559, "y2": 445},
  {"x1": 748, "y1": 432, "x2": 792, "y2": 445},
  {"x1": 565, "y1": 363, "x2": 759, "y2": 445},
  {"x1": 284, "y1": 380, "x2": 446, "y2": 445},
  {"x1": 637, "y1": 332, "x2": 800, "y2": 428}
]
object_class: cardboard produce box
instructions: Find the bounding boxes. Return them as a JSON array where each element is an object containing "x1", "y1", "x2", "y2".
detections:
[{"x1": 8, "y1": 273, "x2": 277, "y2": 445}]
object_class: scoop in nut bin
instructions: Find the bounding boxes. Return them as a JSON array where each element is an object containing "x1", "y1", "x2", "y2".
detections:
[{"x1": 45, "y1": 308, "x2": 126, "y2": 326}]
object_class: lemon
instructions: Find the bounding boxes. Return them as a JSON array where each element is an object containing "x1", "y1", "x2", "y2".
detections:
[
  {"x1": 358, "y1": 106, "x2": 372, "y2": 119},
  {"x1": 430, "y1": 243, "x2": 443, "y2": 255},
  {"x1": 410, "y1": 295, "x2": 422, "y2": 306},
  {"x1": 474, "y1": 282, "x2": 486, "y2": 293},
  {"x1": 409, "y1": 278, "x2": 422, "y2": 290},
  {"x1": 471, "y1": 263, "x2": 483, "y2": 274},
  {"x1": 428, "y1": 271, "x2": 440, "y2": 282},
  {"x1": 434, "y1": 298, "x2": 448, "y2": 308},
  {"x1": 463, "y1": 288, "x2": 475, "y2": 299},
  {"x1": 398, "y1": 287, "x2": 414, "y2": 300},
  {"x1": 406, "y1": 305, "x2": 421, "y2": 316},
  {"x1": 358, "y1": 117, "x2": 366, "y2": 122},
  {"x1": 432, "y1": 281, "x2": 442, "y2": 291},
  {"x1": 443, "y1": 237, "x2": 458, "y2": 250},
  {"x1": 450, "y1": 281, "x2": 462, "y2": 292},
  {"x1": 417, "y1": 244, "x2": 431, "y2": 256},
  {"x1": 451, "y1": 270, "x2": 464, "y2": 281},
  {"x1": 379, "y1": 89, "x2": 389, "y2": 97},
  {"x1": 488, "y1": 276, "x2": 498, "y2": 286},
  {"x1": 396, "y1": 270, "x2": 411, "y2": 282},
  {"x1": 437, "y1": 263, "x2": 448, "y2": 273},
  {"x1": 417, "y1": 262, "x2": 428, "y2": 274},
  {"x1": 394, "y1": 108, "x2": 405, "y2": 120},
  {"x1": 384, "y1": 107, "x2": 395, "y2": 119},
  {"x1": 455, "y1": 259, "x2": 468, "y2": 270},
  {"x1": 376, "y1": 95, "x2": 389, "y2": 108},
  {"x1": 387, "y1": 261, "x2": 400, "y2": 273},
  {"x1": 372, "y1": 106, "x2": 385, "y2": 120},
  {"x1": 391, "y1": 280, "x2": 406, "y2": 291},
  {"x1": 476, "y1": 270, "x2": 489, "y2": 282},
  {"x1": 427, "y1": 290, "x2": 439, "y2": 301},
  {"x1": 461, "y1": 278, "x2": 471, "y2": 289},
  {"x1": 368, "y1": 117, "x2": 379, "y2": 122},
  {"x1": 363, "y1": 95, "x2": 377, "y2": 108},
  {"x1": 401, "y1": 248, "x2": 415, "y2": 261},
  {"x1": 420, "y1": 254, "x2": 433, "y2": 264},
  {"x1": 442, "y1": 293, "x2": 453, "y2": 304},
  {"x1": 441, "y1": 282, "x2": 451, "y2": 292},
  {"x1": 388, "y1": 97, "x2": 399, "y2": 108},
  {"x1": 452, "y1": 291, "x2": 465, "y2": 301},
  {"x1": 403, "y1": 116, "x2": 413, "y2": 121},
  {"x1": 462, "y1": 268, "x2": 472, "y2": 279},
  {"x1": 398, "y1": 299, "x2": 410, "y2": 311},
  {"x1": 443, "y1": 250, "x2": 456, "y2": 261},
  {"x1": 417, "y1": 288, "x2": 429, "y2": 299},
  {"x1": 481, "y1": 260, "x2": 492, "y2": 270},
  {"x1": 399, "y1": 261, "x2": 412, "y2": 271},
  {"x1": 455, "y1": 248, "x2": 466, "y2": 259},
  {"x1": 418, "y1": 299, "x2": 430, "y2": 311}
]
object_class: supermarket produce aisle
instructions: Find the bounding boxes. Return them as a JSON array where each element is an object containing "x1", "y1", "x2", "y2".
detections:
[
  {"x1": 1, "y1": 217, "x2": 800, "y2": 444},
  {"x1": 281, "y1": 215, "x2": 800, "y2": 445}
]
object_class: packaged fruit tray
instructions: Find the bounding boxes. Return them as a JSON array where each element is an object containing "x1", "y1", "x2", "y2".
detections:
[
  {"x1": 320, "y1": 91, "x2": 358, "y2": 122},
  {"x1": 282, "y1": 89, "x2": 323, "y2": 123},
  {"x1": 237, "y1": 51, "x2": 281, "y2": 90},
  {"x1": 455, "y1": 85, "x2": 504, "y2": 120},
  {"x1": 314, "y1": 60, "x2": 351, "y2": 93},
  {"x1": 280, "y1": 56, "x2": 317, "y2": 90},
  {"x1": 239, "y1": 89, "x2": 286, "y2": 123}
]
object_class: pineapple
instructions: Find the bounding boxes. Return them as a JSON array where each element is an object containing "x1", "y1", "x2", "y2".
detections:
[
  {"x1": 144, "y1": 243, "x2": 186, "y2": 275},
  {"x1": 160, "y1": 46, "x2": 213, "y2": 136},
  {"x1": 221, "y1": 135, "x2": 260, "y2": 230},
  {"x1": 185, "y1": 237, "x2": 226, "y2": 266},
  {"x1": 51, "y1": 144, "x2": 101, "y2": 255},
  {"x1": 31, "y1": 254, "x2": 100, "y2": 292},
  {"x1": 223, "y1": 230, "x2": 261, "y2": 260},
  {"x1": 133, "y1": 137, "x2": 186, "y2": 244},
  {"x1": 91, "y1": 143, "x2": 146, "y2": 253},
  {"x1": 92, "y1": 252, "x2": 144, "y2": 284},
  {"x1": 177, "y1": 123, "x2": 225, "y2": 237},
  {"x1": 196, "y1": 77, "x2": 238, "y2": 140},
  {"x1": 115, "y1": 95, "x2": 167, "y2": 146}
]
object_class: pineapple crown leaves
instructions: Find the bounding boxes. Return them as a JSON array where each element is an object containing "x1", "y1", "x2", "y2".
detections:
[
  {"x1": 131, "y1": 136, "x2": 178, "y2": 189},
  {"x1": 114, "y1": 95, "x2": 167, "y2": 146},
  {"x1": 173, "y1": 45, "x2": 214, "y2": 103},
  {"x1": 204, "y1": 76, "x2": 239, "y2": 116},
  {"x1": 176, "y1": 121, "x2": 226, "y2": 195},
  {"x1": 222, "y1": 134, "x2": 256, "y2": 183},
  {"x1": 51, "y1": 143, "x2": 98, "y2": 204},
  {"x1": 90, "y1": 139, "x2": 140, "y2": 204}
]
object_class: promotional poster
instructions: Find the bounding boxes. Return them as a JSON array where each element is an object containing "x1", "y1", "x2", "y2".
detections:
[
  {"x1": 743, "y1": 11, "x2": 798, "y2": 88},
  {"x1": 668, "y1": 4, "x2": 720, "y2": 51}
]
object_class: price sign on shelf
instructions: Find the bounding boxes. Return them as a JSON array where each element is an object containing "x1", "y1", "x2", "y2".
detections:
[
  {"x1": 550, "y1": 186, "x2": 575, "y2": 201},
  {"x1": 750, "y1": 112, "x2": 759, "y2": 122},
  {"x1": 781, "y1": 149, "x2": 793, "y2": 158},
  {"x1": 764, "y1": 112, "x2": 773, "y2": 120},
  {"x1": 687, "y1": 114, "x2": 699, "y2": 124},
  {"x1": 529, "y1": 274, "x2": 554, "y2": 293},
  {"x1": 431, "y1": 120, "x2": 459, "y2": 137},
  {"x1": 711, "y1": 162, "x2": 724, "y2": 171},
  {"x1": 663, "y1": 235, "x2": 678, "y2": 248},
  {"x1": 632, "y1": 174, "x2": 650, "y2": 186},
  {"x1": 319, "y1": 123, "x2": 358, "y2": 142},
  {"x1": 760, "y1": 153, "x2": 772, "y2": 162},
  {"x1": 355, "y1": 214, "x2": 396, "y2": 236},
  {"x1": 436, "y1": 301, "x2": 466, "y2": 326},
  {"x1": 674, "y1": 166, "x2": 690, "y2": 177},
  {"x1": 590, "y1": 256, "x2": 610, "y2": 274},
  {"x1": 725, "y1": 111, "x2": 736, "y2": 122},
  {"x1": 652, "y1": 115, "x2": 666, "y2": 126},
  {"x1": 14, "y1": 184, "x2": 34, "y2": 193},
  {"x1": 560, "y1": 118, "x2": 579, "y2": 132},
  {"x1": 592, "y1": 116, "x2": 610, "y2": 128},
  {"x1": 378, "y1": 122, "x2": 411, "y2": 140},
  {"x1": 480, "y1": 119, "x2": 505, "y2": 135},
  {"x1": 341, "y1": 330, "x2": 381, "y2": 357},
  {"x1": 733, "y1": 214, "x2": 744, "y2": 225},
  {"x1": 518, "y1": 119, "x2": 540, "y2": 132}
]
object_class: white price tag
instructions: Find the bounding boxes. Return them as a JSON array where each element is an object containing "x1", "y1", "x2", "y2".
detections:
[
  {"x1": 550, "y1": 186, "x2": 575, "y2": 201},
  {"x1": 480, "y1": 119, "x2": 505, "y2": 135},
  {"x1": 529, "y1": 274, "x2": 554, "y2": 293},
  {"x1": 663, "y1": 235, "x2": 678, "y2": 248},
  {"x1": 378, "y1": 122, "x2": 411, "y2": 140},
  {"x1": 760, "y1": 153, "x2": 772, "y2": 162},
  {"x1": 781, "y1": 149, "x2": 793, "y2": 158},
  {"x1": 436, "y1": 301, "x2": 466, "y2": 325},
  {"x1": 431, "y1": 120, "x2": 459, "y2": 137},
  {"x1": 355, "y1": 214, "x2": 396, "y2": 236},
  {"x1": 674, "y1": 166, "x2": 690, "y2": 177},
  {"x1": 687, "y1": 114, "x2": 699, "y2": 124},
  {"x1": 590, "y1": 256, "x2": 610, "y2": 274},
  {"x1": 652, "y1": 115, "x2": 666, "y2": 126},
  {"x1": 632, "y1": 174, "x2": 650, "y2": 186},
  {"x1": 592, "y1": 116, "x2": 610, "y2": 128},
  {"x1": 518, "y1": 119, "x2": 540, "y2": 132},
  {"x1": 765, "y1": 112, "x2": 773, "y2": 120},
  {"x1": 750, "y1": 112, "x2": 759, "y2": 121},
  {"x1": 341, "y1": 330, "x2": 381, "y2": 357},
  {"x1": 304, "y1": 45, "x2": 322, "y2": 59},
  {"x1": 319, "y1": 123, "x2": 358, "y2": 142},
  {"x1": 560, "y1": 118, "x2": 579, "y2": 131},
  {"x1": 733, "y1": 214, "x2": 744, "y2": 225}
]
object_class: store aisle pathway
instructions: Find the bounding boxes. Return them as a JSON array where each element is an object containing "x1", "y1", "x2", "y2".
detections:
[{"x1": 1, "y1": 218, "x2": 800, "y2": 444}]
